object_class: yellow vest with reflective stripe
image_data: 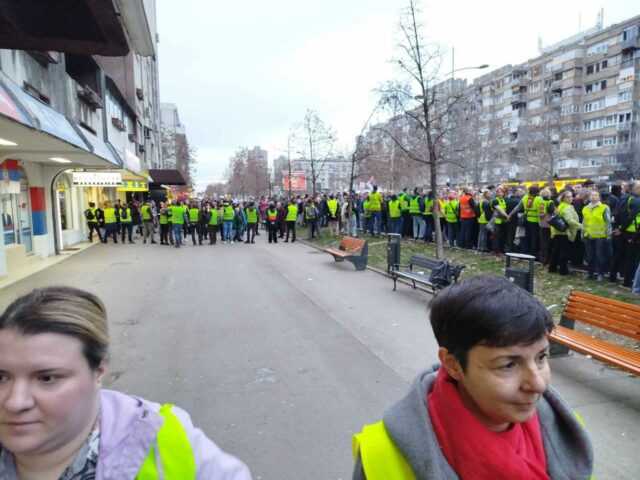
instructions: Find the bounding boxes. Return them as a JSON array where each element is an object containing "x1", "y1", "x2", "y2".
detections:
[
  {"x1": 246, "y1": 208, "x2": 258, "y2": 224},
  {"x1": 624, "y1": 197, "x2": 640, "y2": 232},
  {"x1": 523, "y1": 194, "x2": 542, "y2": 223},
  {"x1": 352, "y1": 421, "x2": 416, "y2": 480},
  {"x1": 363, "y1": 201, "x2": 371, "y2": 218},
  {"x1": 136, "y1": 404, "x2": 196, "y2": 479},
  {"x1": 409, "y1": 196, "x2": 420, "y2": 214},
  {"x1": 369, "y1": 192, "x2": 382, "y2": 211},
  {"x1": 423, "y1": 199, "x2": 433, "y2": 216},
  {"x1": 494, "y1": 197, "x2": 507, "y2": 225},
  {"x1": 582, "y1": 204, "x2": 608, "y2": 239},
  {"x1": 388, "y1": 200, "x2": 401, "y2": 218},
  {"x1": 208, "y1": 209, "x2": 219, "y2": 226},
  {"x1": 478, "y1": 200, "x2": 490, "y2": 224},
  {"x1": 189, "y1": 208, "x2": 199, "y2": 222},
  {"x1": 170, "y1": 206, "x2": 184, "y2": 225},
  {"x1": 223, "y1": 206, "x2": 234, "y2": 221},
  {"x1": 400, "y1": 195, "x2": 409, "y2": 211},
  {"x1": 141, "y1": 204, "x2": 153, "y2": 221}
]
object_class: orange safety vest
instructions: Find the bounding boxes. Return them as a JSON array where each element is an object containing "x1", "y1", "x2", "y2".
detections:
[
  {"x1": 267, "y1": 209, "x2": 278, "y2": 221},
  {"x1": 459, "y1": 194, "x2": 476, "y2": 219}
]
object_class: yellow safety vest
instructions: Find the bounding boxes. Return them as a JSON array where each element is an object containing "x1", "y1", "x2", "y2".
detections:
[
  {"x1": 478, "y1": 200, "x2": 490, "y2": 225},
  {"x1": 423, "y1": 199, "x2": 433, "y2": 216},
  {"x1": 363, "y1": 201, "x2": 371, "y2": 218},
  {"x1": 189, "y1": 208, "x2": 199, "y2": 223},
  {"x1": 352, "y1": 421, "x2": 416, "y2": 480},
  {"x1": 169, "y1": 206, "x2": 184, "y2": 225},
  {"x1": 369, "y1": 192, "x2": 382, "y2": 211},
  {"x1": 624, "y1": 197, "x2": 640, "y2": 233},
  {"x1": 286, "y1": 205, "x2": 298, "y2": 221},
  {"x1": 444, "y1": 201, "x2": 458, "y2": 223},
  {"x1": 246, "y1": 208, "x2": 258, "y2": 224},
  {"x1": 208, "y1": 209, "x2": 219, "y2": 226},
  {"x1": 493, "y1": 197, "x2": 507, "y2": 225},
  {"x1": 327, "y1": 199, "x2": 339, "y2": 216},
  {"x1": 223, "y1": 206, "x2": 234, "y2": 221},
  {"x1": 523, "y1": 194, "x2": 542, "y2": 224},
  {"x1": 136, "y1": 404, "x2": 196, "y2": 479},
  {"x1": 400, "y1": 195, "x2": 409, "y2": 212},
  {"x1": 582, "y1": 204, "x2": 608, "y2": 239},
  {"x1": 159, "y1": 211, "x2": 168, "y2": 225},
  {"x1": 103, "y1": 208, "x2": 117, "y2": 224},
  {"x1": 120, "y1": 208, "x2": 132, "y2": 223},
  {"x1": 388, "y1": 200, "x2": 401, "y2": 218},
  {"x1": 141, "y1": 204, "x2": 153, "y2": 221},
  {"x1": 409, "y1": 196, "x2": 420, "y2": 214}
]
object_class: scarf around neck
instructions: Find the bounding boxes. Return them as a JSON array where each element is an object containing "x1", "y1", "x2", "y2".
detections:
[{"x1": 427, "y1": 368, "x2": 550, "y2": 480}]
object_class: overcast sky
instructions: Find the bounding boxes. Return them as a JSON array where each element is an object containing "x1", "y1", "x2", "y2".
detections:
[{"x1": 156, "y1": 0, "x2": 638, "y2": 191}]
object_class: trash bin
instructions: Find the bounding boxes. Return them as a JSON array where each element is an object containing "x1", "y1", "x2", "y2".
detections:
[
  {"x1": 505, "y1": 253, "x2": 536, "y2": 293},
  {"x1": 387, "y1": 233, "x2": 401, "y2": 272}
]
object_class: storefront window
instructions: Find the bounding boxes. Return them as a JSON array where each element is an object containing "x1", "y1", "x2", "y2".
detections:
[
  {"x1": 1, "y1": 193, "x2": 17, "y2": 245},
  {"x1": 1, "y1": 168, "x2": 32, "y2": 253},
  {"x1": 56, "y1": 175, "x2": 71, "y2": 231}
]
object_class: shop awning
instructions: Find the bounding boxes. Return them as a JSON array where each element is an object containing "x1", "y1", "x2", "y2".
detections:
[
  {"x1": 72, "y1": 123, "x2": 121, "y2": 167},
  {"x1": 149, "y1": 169, "x2": 187, "y2": 186}
]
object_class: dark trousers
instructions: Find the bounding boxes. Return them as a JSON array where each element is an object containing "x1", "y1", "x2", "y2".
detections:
[
  {"x1": 246, "y1": 223, "x2": 256, "y2": 243},
  {"x1": 608, "y1": 235, "x2": 625, "y2": 282},
  {"x1": 87, "y1": 222, "x2": 102, "y2": 242},
  {"x1": 103, "y1": 224, "x2": 118, "y2": 243},
  {"x1": 190, "y1": 224, "x2": 202, "y2": 245},
  {"x1": 446, "y1": 222, "x2": 458, "y2": 247},
  {"x1": 402, "y1": 211, "x2": 412, "y2": 237},
  {"x1": 267, "y1": 222, "x2": 278, "y2": 243},
  {"x1": 539, "y1": 228, "x2": 551, "y2": 264},
  {"x1": 121, "y1": 223, "x2": 133, "y2": 242},
  {"x1": 459, "y1": 218, "x2": 475, "y2": 249},
  {"x1": 584, "y1": 237, "x2": 611, "y2": 277},
  {"x1": 492, "y1": 223, "x2": 506, "y2": 253},
  {"x1": 307, "y1": 219, "x2": 319, "y2": 239},
  {"x1": 549, "y1": 235, "x2": 571, "y2": 275},
  {"x1": 506, "y1": 220, "x2": 519, "y2": 252},
  {"x1": 160, "y1": 223, "x2": 170, "y2": 244},
  {"x1": 208, "y1": 225, "x2": 218, "y2": 244},
  {"x1": 523, "y1": 221, "x2": 540, "y2": 259},
  {"x1": 622, "y1": 232, "x2": 640, "y2": 286},
  {"x1": 285, "y1": 221, "x2": 296, "y2": 242}
]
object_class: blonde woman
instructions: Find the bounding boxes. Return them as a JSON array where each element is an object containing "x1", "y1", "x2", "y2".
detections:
[
  {"x1": 548, "y1": 191, "x2": 583, "y2": 276},
  {"x1": 0, "y1": 287, "x2": 251, "y2": 479}
]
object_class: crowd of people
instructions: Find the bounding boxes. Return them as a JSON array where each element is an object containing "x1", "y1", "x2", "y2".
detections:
[{"x1": 84, "y1": 179, "x2": 640, "y2": 291}]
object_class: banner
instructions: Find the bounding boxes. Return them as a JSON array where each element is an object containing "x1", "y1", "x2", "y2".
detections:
[
  {"x1": 72, "y1": 171, "x2": 122, "y2": 187},
  {"x1": 283, "y1": 171, "x2": 307, "y2": 191},
  {"x1": 117, "y1": 180, "x2": 148, "y2": 192}
]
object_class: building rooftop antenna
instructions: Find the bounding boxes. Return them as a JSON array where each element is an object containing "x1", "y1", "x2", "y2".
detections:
[{"x1": 597, "y1": 8, "x2": 604, "y2": 30}]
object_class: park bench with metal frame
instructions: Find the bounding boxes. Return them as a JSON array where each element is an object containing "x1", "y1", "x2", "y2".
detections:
[
  {"x1": 549, "y1": 290, "x2": 640, "y2": 376},
  {"x1": 390, "y1": 254, "x2": 465, "y2": 292},
  {"x1": 325, "y1": 236, "x2": 368, "y2": 271}
]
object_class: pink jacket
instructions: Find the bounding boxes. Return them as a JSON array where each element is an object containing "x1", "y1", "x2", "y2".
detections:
[{"x1": 96, "y1": 389, "x2": 251, "y2": 479}]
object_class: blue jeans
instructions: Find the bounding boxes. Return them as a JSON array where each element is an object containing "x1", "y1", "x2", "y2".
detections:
[
  {"x1": 584, "y1": 237, "x2": 611, "y2": 276},
  {"x1": 222, "y1": 221, "x2": 233, "y2": 241},
  {"x1": 423, "y1": 216, "x2": 433, "y2": 241},
  {"x1": 412, "y1": 215, "x2": 425, "y2": 239},
  {"x1": 447, "y1": 222, "x2": 458, "y2": 247},
  {"x1": 172, "y1": 224, "x2": 183, "y2": 246},
  {"x1": 369, "y1": 211, "x2": 382, "y2": 236},
  {"x1": 632, "y1": 263, "x2": 640, "y2": 294}
]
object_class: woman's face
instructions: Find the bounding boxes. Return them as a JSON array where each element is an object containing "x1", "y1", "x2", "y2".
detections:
[
  {"x1": 590, "y1": 192, "x2": 600, "y2": 204},
  {"x1": 0, "y1": 330, "x2": 104, "y2": 458}
]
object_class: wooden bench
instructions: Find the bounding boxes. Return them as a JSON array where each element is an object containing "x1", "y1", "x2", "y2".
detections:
[
  {"x1": 549, "y1": 290, "x2": 640, "y2": 376},
  {"x1": 325, "y1": 236, "x2": 368, "y2": 271},
  {"x1": 390, "y1": 255, "x2": 465, "y2": 292}
]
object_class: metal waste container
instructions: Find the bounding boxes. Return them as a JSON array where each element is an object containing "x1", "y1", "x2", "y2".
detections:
[
  {"x1": 505, "y1": 253, "x2": 536, "y2": 293},
  {"x1": 387, "y1": 233, "x2": 401, "y2": 272}
]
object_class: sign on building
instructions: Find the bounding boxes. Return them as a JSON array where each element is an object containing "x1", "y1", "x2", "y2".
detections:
[
  {"x1": 72, "y1": 172, "x2": 122, "y2": 187},
  {"x1": 283, "y1": 171, "x2": 307, "y2": 190},
  {"x1": 117, "y1": 180, "x2": 148, "y2": 192}
]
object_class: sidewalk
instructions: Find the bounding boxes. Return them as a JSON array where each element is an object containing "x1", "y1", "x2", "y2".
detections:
[{"x1": 293, "y1": 237, "x2": 639, "y2": 479}]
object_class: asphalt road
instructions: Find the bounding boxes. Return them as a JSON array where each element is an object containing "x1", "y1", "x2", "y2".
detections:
[{"x1": 1, "y1": 231, "x2": 638, "y2": 479}]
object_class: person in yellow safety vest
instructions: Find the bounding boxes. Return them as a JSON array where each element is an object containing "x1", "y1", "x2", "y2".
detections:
[
  {"x1": 508, "y1": 185, "x2": 542, "y2": 258},
  {"x1": 615, "y1": 181, "x2": 640, "y2": 287},
  {"x1": 188, "y1": 202, "x2": 203, "y2": 246},
  {"x1": 490, "y1": 187, "x2": 509, "y2": 254},
  {"x1": 409, "y1": 188, "x2": 426, "y2": 241},
  {"x1": 352, "y1": 276, "x2": 594, "y2": 480},
  {"x1": 285, "y1": 200, "x2": 298, "y2": 243},
  {"x1": 443, "y1": 194, "x2": 459, "y2": 247},
  {"x1": 582, "y1": 190, "x2": 612, "y2": 281},
  {"x1": 206, "y1": 201, "x2": 219, "y2": 245},
  {"x1": 266, "y1": 202, "x2": 279, "y2": 244},
  {"x1": 168, "y1": 201, "x2": 185, "y2": 248},
  {"x1": 399, "y1": 189, "x2": 410, "y2": 237},
  {"x1": 158, "y1": 201, "x2": 172, "y2": 245},
  {"x1": 362, "y1": 195, "x2": 372, "y2": 236},
  {"x1": 549, "y1": 190, "x2": 583, "y2": 275},
  {"x1": 476, "y1": 189, "x2": 493, "y2": 252},
  {"x1": 84, "y1": 201, "x2": 103, "y2": 243},
  {"x1": 245, "y1": 202, "x2": 259, "y2": 244},
  {"x1": 102, "y1": 201, "x2": 119, "y2": 244},
  {"x1": 368, "y1": 186, "x2": 383, "y2": 237},
  {"x1": 119, "y1": 202, "x2": 135, "y2": 244},
  {"x1": 0, "y1": 286, "x2": 252, "y2": 480},
  {"x1": 221, "y1": 202, "x2": 235, "y2": 244},
  {"x1": 387, "y1": 194, "x2": 402, "y2": 235},
  {"x1": 326, "y1": 194, "x2": 340, "y2": 236},
  {"x1": 140, "y1": 200, "x2": 157, "y2": 245},
  {"x1": 537, "y1": 188, "x2": 556, "y2": 265}
]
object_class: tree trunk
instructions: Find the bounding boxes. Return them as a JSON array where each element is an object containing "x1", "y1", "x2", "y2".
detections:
[{"x1": 430, "y1": 158, "x2": 444, "y2": 260}]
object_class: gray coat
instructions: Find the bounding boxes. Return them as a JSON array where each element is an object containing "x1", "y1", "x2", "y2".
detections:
[{"x1": 353, "y1": 364, "x2": 593, "y2": 480}]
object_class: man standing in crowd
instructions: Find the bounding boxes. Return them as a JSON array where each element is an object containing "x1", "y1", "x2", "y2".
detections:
[
  {"x1": 266, "y1": 202, "x2": 278, "y2": 243},
  {"x1": 119, "y1": 201, "x2": 134, "y2": 244},
  {"x1": 368, "y1": 185, "x2": 383, "y2": 237},
  {"x1": 140, "y1": 199, "x2": 156, "y2": 244},
  {"x1": 616, "y1": 181, "x2": 640, "y2": 288},
  {"x1": 285, "y1": 200, "x2": 298, "y2": 243},
  {"x1": 305, "y1": 197, "x2": 320, "y2": 240},
  {"x1": 326, "y1": 194, "x2": 340, "y2": 236},
  {"x1": 458, "y1": 187, "x2": 476, "y2": 249},
  {"x1": 102, "y1": 201, "x2": 119, "y2": 244},
  {"x1": 387, "y1": 193, "x2": 402, "y2": 235},
  {"x1": 84, "y1": 201, "x2": 102, "y2": 243},
  {"x1": 245, "y1": 201, "x2": 258, "y2": 244},
  {"x1": 409, "y1": 188, "x2": 425, "y2": 241},
  {"x1": 188, "y1": 201, "x2": 202, "y2": 246}
]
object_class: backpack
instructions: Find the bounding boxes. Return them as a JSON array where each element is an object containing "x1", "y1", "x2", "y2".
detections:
[
  {"x1": 613, "y1": 195, "x2": 633, "y2": 227},
  {"x1": 121, "y1": 208, "x2": 128, "y2": 220},
  {"x1": 84, "y1": 209, "x2": 95, "y2": 221}
]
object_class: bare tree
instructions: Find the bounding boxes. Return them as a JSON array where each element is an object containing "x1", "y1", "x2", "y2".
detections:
[
  {"x1": 225, "y1": 147, "x2": 249, "y2": 198},
  {"x1": 613, "y1": 140, "x2": 640, "y2": 180},
  {"x1": 294, "y1": 109, "x2": 337, "y2": 196},
  {"x1": 375, "y1": 0, "x2": 461, "y2": 259},
  {"x1": 204, "y1": 182, "x2": 229, "y2": 198}
]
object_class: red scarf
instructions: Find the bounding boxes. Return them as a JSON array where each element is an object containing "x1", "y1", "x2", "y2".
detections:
[{"x1": 428, "y1": 368, "x2": 550, "y2": 480}]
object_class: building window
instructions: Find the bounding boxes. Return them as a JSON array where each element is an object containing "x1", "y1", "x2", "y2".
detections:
[
  {"x1": 583, "y1": 98, "x2": 605, "y2": 112},
  {"x1": 585, "y1": 79, "x2": 607, "y2": 93},
  {"x1": 586, "y1": 41, "x2": 608, "y2": 56},
  {"x1": 585, "y1": 59, "x2": 608, "y2": 75},
  {"x1": 619, "y1": 89, "x2": 632, "y2": 102}
]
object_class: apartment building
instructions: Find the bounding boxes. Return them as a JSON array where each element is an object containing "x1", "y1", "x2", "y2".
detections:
[{"x1": 465, "y1": 14, "x2": 640, "y2": 184}]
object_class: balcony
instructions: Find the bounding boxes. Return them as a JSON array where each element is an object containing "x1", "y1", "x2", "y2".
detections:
[
  {"x1": 622, "y1": 36, "x2": 640, "y2": 51},
  {"x1": 511, "y1": 77, "x2": 528, "y2": 88},
  {"x1": 617, "y1": 121, "x2": 634, "y2": 132},
  {"x1": 616, "y1": 142, "x2": 632, "y2": 153},
  {"x1": 550, "y1": 80, "x2": 563, "y2": 92},
  {"x1": 511, "y1": 93, "x2": 526, "y2": 104}
]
